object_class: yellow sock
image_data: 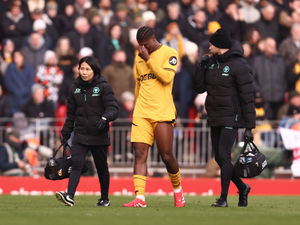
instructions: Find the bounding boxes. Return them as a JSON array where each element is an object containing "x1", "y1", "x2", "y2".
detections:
[
  {"x1": 168, "y1": 170, "x2": 181, "y2": 190},
  {"x1": 133, "y1": 174, "x2": 147, "y2": 197}
]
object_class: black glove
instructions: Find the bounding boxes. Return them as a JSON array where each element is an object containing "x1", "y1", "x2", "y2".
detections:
[
  {"x1": 244, "y1": 128, "x2": 253, "y2": 142},
  {"x1": 96, "y1": 116, "x2": 109, "y2": 130}
]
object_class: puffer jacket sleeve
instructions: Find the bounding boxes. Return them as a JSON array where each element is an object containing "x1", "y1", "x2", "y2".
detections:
[
  {"x1": 61, "y1": 85, "x2": 77, "y2": 138},
  {"x1": 101, "y1": 83, "x2": 119, "y2": 122},
  {"x1": 234, "y1": 61, "x2": 256, "y2": 129},
  {"x1": 193, "y1": 57, "x2": 210, "y2": 93}
]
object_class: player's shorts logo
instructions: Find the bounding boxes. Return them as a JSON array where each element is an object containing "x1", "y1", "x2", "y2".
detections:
[{"x1": 169, "y1": 56, "x2": 177, "y2": 65}]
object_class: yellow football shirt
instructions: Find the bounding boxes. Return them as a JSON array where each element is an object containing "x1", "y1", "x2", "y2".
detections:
[{"x1": 133, "y1": 45, "x2": 178, "y2": 121}]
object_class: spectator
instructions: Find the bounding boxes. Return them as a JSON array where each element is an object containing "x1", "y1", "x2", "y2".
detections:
[
  {"x1": 0, "y1": 39, "x2": 15, "y2": 76},
  {"x1": 127, "y1": 0, "x2": 148, "y2": 26},
  {"x1": 191, "y1": 0, "x2": 205, "y2": 12},
  {"x1": 218, "y1": 2, "x2": 246, "y2": 42},
  {"x1": 287, "y1": 49, "x2": 300, "y2": 92},
  {"x1": 43, "y1": 1, "x2": 60, "y2": 45},
  {"x1": 182, "y1": 40, "x2": 200, "y2": 77},
  {"x1": 86, "y1": 7, "x2": 105, "y2": 41},
  {"x1": 55, "y1": 36, "x2": 76, "y2": 79},
  {"x1": 117, "y1": 91, "x2": 134, "y2": 120},
  {"x1": 97, "y1": 23, "x2": 127, "y2": 68},
  {"x1": 0, "y1": 82, "x2": 11, "y2": 126},
  {"x1": 179, "y1": 0, "x2": 194, "y2": 20},
  {"x1": 4, "y1": 51, "x2": 35, "y2": 113},
  {"x1": 58, "y1": 60, "x2": 79, "y2": 105},
  {"x1": 278, "y1": 90, "x2": 300, "y2": 120},
  {"x1": 66, "y1": 16, "x2": 97, "y2": 54},
  {"x1": 255, "y1": 2, "x2": 280, "y2": 43},
  {"x1": 78, "y1": 47, "x2": 94, "y2": 59},
  {"x1": 21, "y1": 83, "x2": 55, "y2": 118},
  {"x1": 21, "y1": 32, "x2": 47, "y2": 71},
  {"x1": 181, "y1": 10, "x2": 209, "y2": 48},
  {"x1": 74, "y1": 0, "x2": 92, "y2": 16},
  {"x1": 161, "y1": 22, "x2": 189, "y2": 60},
  {"x1": 279, "y1": 23, "x2": 300, "y2": 66},
  {"x1": 1, "y1": 0, "x2": 32, "y2": 49},
  {"x1": 0, "y1": 129, "x2": 29, "y2": 176},
  {"x1": 27, "y1": 0, "x2": 45, "y2": 14},
  {"x1": 98, "y1": 0, "x2": 114, "y2": 29},
  {"x1": 141, "y1": 10, "x2": 164, "y2": 41},
  {"x1": 240, "y1": 0, "x2": 261, "y2": 27},
  {"x1": 125, "y1": 28, "x2": 139, "y2": 66},
  {"x1": 204, "y1": 0, "x2": 222, "y2": 23},
  {"x1": 147, "y1": 0, "x2": 165, "y2": 24},
  {"x1": 56, "y1": 3, "x2": 77, "y2": 35},
  {"x1": 252, "y1": 37, "x2": 287, "y2": 120},
  {"x1": 244, "y1": 27, "x2": 262, "y2": 56},
  {"x1": 102, "y1": 50, "x2": 135, "y2": 101},
  {"x1": 109, "y1": 2, "x2": 134, "y2": 44},
  {"x1": 28, "y1": 19, "x2": 53, "y2": 49},
  {"x1": 160, "y1": 1, "x2": 185, "y2": 32},
  {"x1": 35, "y1": 50, "x2": 63, "y2": 108}
]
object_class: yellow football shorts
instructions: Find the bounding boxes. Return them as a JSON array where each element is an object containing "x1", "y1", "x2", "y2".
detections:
[{"x1": 130, "y1": 117, "x2": 175, "y2": 146}]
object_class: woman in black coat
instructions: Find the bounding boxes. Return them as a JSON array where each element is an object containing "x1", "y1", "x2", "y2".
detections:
[
  {"x1": 56, "y1": 56, "x2": 119, "y2": 207},
  {"x1": 193, "y1": 29, "x2": 256, "y2": 207}
]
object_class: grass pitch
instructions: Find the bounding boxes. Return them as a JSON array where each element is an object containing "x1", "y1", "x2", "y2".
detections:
[{"x1": 0, "y1": 195, "x2": 300, "y2": 225}]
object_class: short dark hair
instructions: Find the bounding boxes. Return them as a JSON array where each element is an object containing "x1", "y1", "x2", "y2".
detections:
[
  {"x1": 79, "y1": 56, "x2": 101, "y2": 75},
  {"x1": 136, "y1": 26, "x2": 155, "y2": 43}
]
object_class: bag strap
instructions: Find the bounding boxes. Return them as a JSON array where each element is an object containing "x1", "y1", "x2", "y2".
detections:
[
  {"x1": 240, "y1": 139, "x2": 260, "y2": 154},
  {"x1": 248, "y1": 140, "x2": 261, "y2": 153},
  {"x1": 52, "y1": 143, "x2": 72, "y2": 158},
  {"x1": 52, "y1": 143, "x2": 63, "y2": 158}
]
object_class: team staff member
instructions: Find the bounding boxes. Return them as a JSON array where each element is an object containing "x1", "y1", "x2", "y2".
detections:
[
  {"x1": 56, "y1": 56, "x2": 118, "y2": 207},
  {"x1": 123, "y1": 26, "x2": 185, "y2": 208},
  {"x1": 193, "y1": 28, "x2": 256, "y2": 207}
]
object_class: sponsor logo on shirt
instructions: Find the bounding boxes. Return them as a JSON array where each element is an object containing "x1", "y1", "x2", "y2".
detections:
[
  {"x1": 140, "y1": 73, "x2": 157, "y2": 81},
  {"x1": 169, "y1": 56, "x2": 177, "y2": 66}
]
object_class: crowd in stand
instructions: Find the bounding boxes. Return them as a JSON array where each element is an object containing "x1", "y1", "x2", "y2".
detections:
[
  {"x1": 0, "y1": 0, "x2": 300, "y2": 122},
  {"x1": 2, "y1": 0, "x2": 300, "y2": 175}
]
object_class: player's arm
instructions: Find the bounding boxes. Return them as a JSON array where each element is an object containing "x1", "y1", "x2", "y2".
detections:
[
  {"x1": 133, "y1": 63, "x2": 140, "y2": 102},
  {"x1": 146, "y1": 58, "x2": 176, "y2": 84}
]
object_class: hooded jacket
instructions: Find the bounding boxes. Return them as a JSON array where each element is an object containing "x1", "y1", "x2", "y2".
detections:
[
  {"x1": 61, "y1": 74, "x2": 119, "y2": 146},
  {"x1": 193, "y1": 40, "x2": 256, "y2": 129}
]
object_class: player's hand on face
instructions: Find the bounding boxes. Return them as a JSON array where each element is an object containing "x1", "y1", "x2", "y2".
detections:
[{"x1": 138, "y1": 45, "x2": 150, "y2": 62}]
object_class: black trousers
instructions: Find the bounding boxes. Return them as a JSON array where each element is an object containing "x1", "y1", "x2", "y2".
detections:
[
  {"x1": 67, "y1": 143, "x2": 109, "y2": 200},
  {"x1": 210, "y1": 126, "x2": 246, "y2": 200}
]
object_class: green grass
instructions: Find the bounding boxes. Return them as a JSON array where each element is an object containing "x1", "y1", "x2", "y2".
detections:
[{"x1": 0, "y1": 195, "x2": 300, "y2": 225}]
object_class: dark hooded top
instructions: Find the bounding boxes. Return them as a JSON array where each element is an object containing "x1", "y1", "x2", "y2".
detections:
[
  {"x1": 193, "y1": 40, "x2": 256, "y2": 129},
  {"x1": 61, "y1": 74, "x2": 119, "y2": 146}
]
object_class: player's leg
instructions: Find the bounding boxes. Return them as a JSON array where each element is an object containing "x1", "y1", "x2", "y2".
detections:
[
  {"x1": 211, "y1": 126, "x2": 239, "y2": 207},
  {"x1": 155, "y1": 122, "x2": 185, "y2": 207},
  {"x1": 123, "y1": 118, "x2": 153, "y2": 207},
  {"x1": 122, "y1": 142, "x2": 149, "y2": 207},
  {"x1": 91, "y1": 145, "x2": 110, "y2": 207}
]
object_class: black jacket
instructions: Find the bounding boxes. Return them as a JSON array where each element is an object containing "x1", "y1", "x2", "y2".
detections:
[
  {"x1": 61, "y1": 75, "x2": 119, "y2": 146},
  {"x1": 21, "y1": 99, "x2": 55, "y2": 118},
  {"x1": 193, "y1": 40, "x2": 256, "y2": 129}
]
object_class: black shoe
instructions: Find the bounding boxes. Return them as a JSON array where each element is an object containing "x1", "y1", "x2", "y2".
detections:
[
  {"x1": 211, "y1": 198, "x2": 228, "y2": 207},
  {"x1": 96, "y1": 199, "x2": 110, "y2": 207},
  {"x1": 238, "y1": 184, "x2": 251, "y2": 207},
  {"x1": 56, "y1": 191, "x2": 74, "y2": 206}
]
